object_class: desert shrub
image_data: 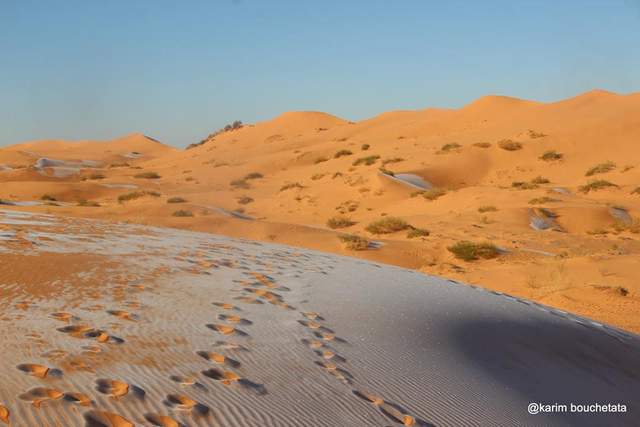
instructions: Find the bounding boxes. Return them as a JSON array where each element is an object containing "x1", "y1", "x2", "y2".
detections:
[
  {"x1": 40, "y1": 194, "x2": 57, "y2": 201},
  {"x1": 378, "y1": 167, "x2": 395, "y2": 176},
  {"x1": 579, "y1": 180, "x2": 618, "y2": 193},
  {"x1": 280, "y1": 182, "x2": 304, "y2": 191},
  {"x1": 448, "y1": 241, "x2": 500, "y2": 261},
  {"x1": 82, "y1": 172, "x2": 105, "y2": 180},
  {"x1": 167, "y1": 197, "x2": 187, "y2": 203},
  {"x1": 531, "y1": 176, "x2": 550, "y2": 184},
  {"x1": 617, "y1": 287, "x2": 629, "y2": 296},
  {"x1": 528, "y1": 129, "x2": 547, "y2": 138},
  {"x1": 311, "y1": 173, "x2": 325, "y2": 181},
  {"x1": 314, "y1": 157, "x2": 329, "y2": 164},
  {"x1": 632, "y1": 187, "x2": 640, "y2": 195},
  {"x1": 338, "y1": 234, "x2": 370, "y2": 250},
  {"x1": 361, "y1": 144, "x2": 370, "y2": 151},
  {"x1": 540, "y1": 150, "x2": 563, "y2": 161},
  {"x1": 118, "y1": 191, "x2": 160, "y2": 202},
  {"x1": 512, "y1": 181, "x2": 538, "y2": 190},
  {"x1": 621, "y1": 165, "x2": 635, "y2": 173},
  {"x1": 237, "y1": 196, "x2": 254, "y2": 205},
  {"x1": 77, "y1": 200, "x2": 100, "y2": 207},
  {"x1": 244, "y1": 172, "x2": 263, "y2": 180},
  {"x1": 612, "y1": 219, "x2": 640, "y2": 234},
  {"x1": 440, "y1": 143, "x2": 462, "y2": 152},
  {"x1": 172, "y1": 210, "x2": 194, "y2": 217},
  {"x1": 365, "y1": 216, "x2": 410, "y2": 234},
  {"x1": 585, "y1": 161, "x2": 616, "y2": 177},
  {"x1": 326, "y1": 216, "x2": 356, "y2": 229},
  {"x1": 498, "y1": 139, "x2": 522, "y2": 151},
  {"x1": 230, "y1": 179, "x2": 250, "y2": 189},
  {"x1": 352, "y1": 155, "x2": 380, "y2": 166},
  {"x1": 108, "y1": 162, "x2": 130, "y2": 168},
  {"x1": 529, "y1": 197, "x2": 560, "y2": 205},
  {"x1": 473, "y1": 142, "x2": 491, "y2": 148},
  {"x1": 407, "y1": 228, "x2": 430, "y2": 238},
  {"x1": 382, "y1": 157, "x2": 404, "y2": 166},
  {"x1": 478, "y1": 205, "x2": 497, "y2": 213},
  {"x1": 187, "y1": 120, "x2": 244, "y2": 149},
  {"x1": 422, "y1": 188, "x2": 447, "y2": 201},
  {"x1": 334, "y1": 149, "x2": 353, "y2": 159},
  {"x1": 134, "y1": 171, "x2": 161, "y2": 179}
]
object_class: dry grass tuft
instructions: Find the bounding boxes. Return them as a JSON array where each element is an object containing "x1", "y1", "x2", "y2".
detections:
[
  {"x1": 585, "y1": 161, "x2": 616, "y2": 177},
  {"x1": 579, "y1": 180, "x2": 618, "y2": 193},
  {"x1": 338, "y1": 234, "x2": 370, "y2": 250},
  {"x1": 326, "y1": 216, "x2": 356, "y2": 229},
  {"x1": 134, "y1": 171, "x2": 161, "y2": 179},
  {"x1": 365, "y1": 216, "x2": 410, "y2": 234},
  {"x1": 497, "y1": 139, "x2": 522, "y2": 151},
  {"x1": 448, "y1": 241, "x2": 500, "y2": 261}
]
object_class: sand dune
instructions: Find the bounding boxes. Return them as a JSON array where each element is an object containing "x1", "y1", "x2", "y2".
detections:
[
  {"x1": 0, "y1": 209, "x2": 638, "y2": 426},
  {"x1": 1, "y1": 90, "x2": 640, "y2": 340}
]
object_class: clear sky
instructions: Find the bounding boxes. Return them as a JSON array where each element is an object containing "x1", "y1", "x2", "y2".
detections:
[{"x1": 1, "y1": 0, "x2": 639, "y2": 147}]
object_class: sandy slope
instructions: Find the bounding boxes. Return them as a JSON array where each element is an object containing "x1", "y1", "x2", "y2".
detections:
[
  {"x1": 0, "y1": 209, "x2": 638, "y2": 426},
  {"x1": 1, "y1": 90, "x2": 640, "y2": 335}
]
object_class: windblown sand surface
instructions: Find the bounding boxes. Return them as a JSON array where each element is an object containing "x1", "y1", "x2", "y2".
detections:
[
  {"x1": 1, "y1": 90, "x2": 639, "y2": 334},
  {"x1": 0, "y1": 209, "x2": 638, "y2": 426}
]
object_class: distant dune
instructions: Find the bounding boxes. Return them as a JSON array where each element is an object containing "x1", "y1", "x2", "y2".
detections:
[{"x1": 1, "y1": 89, "x2": 640, "y2": 335}]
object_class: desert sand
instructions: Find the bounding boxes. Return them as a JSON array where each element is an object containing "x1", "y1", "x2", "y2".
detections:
[
  {"x1": 1, "y1": 90, "x2": 639, "y2": 335},
  {"x1": 0, "y1": 208, "x2": 638, "y2": 426}
]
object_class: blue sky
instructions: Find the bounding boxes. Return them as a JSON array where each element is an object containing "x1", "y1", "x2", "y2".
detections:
[{"x1": 1, "y1": 0, "x2": 639, "y2": 147}]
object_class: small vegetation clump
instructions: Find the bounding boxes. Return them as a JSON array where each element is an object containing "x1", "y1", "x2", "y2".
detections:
[
  {"x1": 365, "y1": 216, "x2": 410, "y2": 234},
  {"x1": 422, "y1": 188, "x2": 447, "y2": 201},
  {"x1": 473, "y1": 142, "x2": 491, "y2": 148},
  {"x1": 82, "y1": 172, "x2": 106, "y2": 180},
  {"x1": 172, "y1": 209, "x2": 194, "y2": 217},
  {"x1": 237, "y1": 196, "x2": 254, "y2": 205},
  {"x1": 497, "y1": 139, "x2": 522, "y2": 151},
  {"x1": 311, "y1": 173, "x2": 325, "y2": 181},
  {"x1": 244, "y1": 172, "x2": 263, "y2": 180},
  {"x1": 167, "y1": 197, "x2": 187, "y2": 203},
  {"x1": 528, "y1": 129, "x2": 547, "y2": 139},
  {"x1": 361, "y1": 144, "x2": 370, "y2": 151},
  {"x1": 531, "y1": 176, "x2": 550, "y2": 184},
  {"x1": 77, "y1": 199, "x2": 100, "y2": 207},
  {"x1": 134, "y1": 171, "x2": 161, "y2": 179},
  {"x1": 352, "y1": 155, "x2": 380, "y2": 166},
  {"x1": 579, "y1": 180, "x2": 618, "y2": 193},
  {"x1": 407, "y1": 228, "x2": 430, "y2": 238},
  {"x1": 512, "y1": 181, "x2": 538, "y2": 190},
  {"x1": 314, "y1": 156, "x2": 329, "y2": 164},
  {"x1": 447, "y1": 241, "x2": 500, "y2": 261},
  {"x1": 334, "y1": 149, "x2": 353, "y2": 159},
  {"x1": 187, "y1": 120, "x2": 243, "y2": 149},
  {"x1": 280, "y1": 182, "x2": 304, "y2": 192},
  {"x1": 439, "y1": 143, "x2": 462, "y2": 153},
  {"x1": 529, "y1": 196, "x2": 560, "y2": 205},
  {"x1": 40, "y1": 194, "x2": 57, "y2": 201},
  {"x1": 326, "y1": 216, "x2": 356, "y2": 229},
  {"x1": 478, "y1": 205, "x2": 498, "y2": 213},
  {"x1": 585, "y1": 161, "x2": 616, "y2": 177},
  {"x1": 108, "y1": 162, "x2": 130, "y2": 168},
  {"x1": 230, "y1": 179, "x2": 250, "y2": 189},
  {"x1": 612, "y1": 219, "x2": 640, "y2": 234},
  {"x1": 540, "y1": 150, "x2": 563, "y2": 161},
  {"x1": 378, "y1": 166, "x2": 395, "y2": 176},
  {"x1": 632, "y1": 187, "x2": 640, "y2": 195},
  {"x1": 338, "y1": 234, "x2": 370, "y2": 250},
  {"x1": 617, "y1": 287, "x2": 630, "y2": 297},
  {"x1": 118, "y1": 191, "x2": 160, "y2": 203},
  {"x1": 382, "y1": 157, "x2": 404, "y2": 166}
]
